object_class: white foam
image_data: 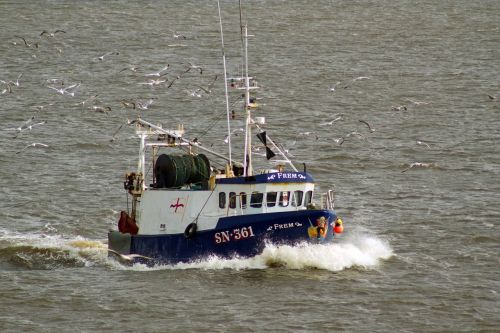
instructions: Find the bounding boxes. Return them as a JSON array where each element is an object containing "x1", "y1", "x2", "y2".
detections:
[
  {"x1": 128, "y1": 233, "x2": 393, "y2": 272},
  {"x1": 1, "y1": 226, "x2": 393, "y2": 272},
  {"x1": 0, "y1": 227, "x2": 108, "y2": 267}
]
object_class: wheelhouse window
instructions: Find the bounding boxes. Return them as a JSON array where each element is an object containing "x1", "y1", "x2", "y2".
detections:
[
  {"x1": 292, "y1": 190, "x2": 304, "y2": 207},
  {"x1": 266, "y1": 192, "x2": 277, "y2": 207},
  {"x1": 279, "y1": 191, "x2": 290, "y2": 207},
  {"x1": 240, "y1": 192, "x2": 247, "y2": 209},
  {"x1": 229, "y1": 192, "x2": 236, "y2": 209},
  {"x1": 219, "y1": 192, "x2": 226, "y2": 209},
  {"x1": 250, "y1": 192, "x2": 263, "y2": 208},
  {"x1": 304, "y1": 190, "x2": 313, "y2": 206}
]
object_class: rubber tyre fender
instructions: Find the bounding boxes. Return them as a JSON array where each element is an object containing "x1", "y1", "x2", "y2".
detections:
[{"x1": 184, "y1": 222, "x2": 197, "y2": 239}]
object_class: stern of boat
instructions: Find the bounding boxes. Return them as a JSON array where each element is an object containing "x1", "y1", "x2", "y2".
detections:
[{"x1": 108, "y1": 230, "x2": 131, "y2": 256}]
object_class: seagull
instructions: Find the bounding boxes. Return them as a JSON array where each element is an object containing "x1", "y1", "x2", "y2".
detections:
[
  {"x1": 342, "y1": 76, "x2": 370, "y2": 89},
  {"x1": 138, "y1": 78, "x2": 166, "y2": 87},
  {"x1": 167, "y1": 75, "x2": 181, "y2": 89},
  {"x1": 107, "y1": 249, "x2": 152, "y2": 262},
  {"x1": 46, "y1": 78, "x2": 65, "y2": 85},
  {"x1": 195, "y1": 75, "x2": 218, "y2": 94},
  {"x1": 186, "y1": 62, "x2": 203, "y2": 74},
  {"x1": 416, "y1": 140, "x2": 431, "y2": 149},
  {"x1": 345, "y1": 131, "x2": 365, "y2": 138},
  {"x1": 251, "y1": 146, "x2": 266, "y2": 156},
  {"x1": 109, "y1": 119, "x2": 131, "y2": 142},
  {"x1": 91, "y1": 106, "x2": 111, "y2": 114},
  {"x1": 119, "y1": 66, "x2": 139, "y2": 73},
  {"x1": 40, "y1": 30, "x2": 66, "y2": 37},
  {"x1": 488, "y1": 94, "x2": 497, "y2": 100},
  {"x1": 359, "y1": 119, "x2": 375, "y2": 132},
  {"x1": 173, "y1": 31, "x2": 187, "y2": 39},
  {"x1": 97, "y1": 51, "x2": 119, "y2": 61},
  {"x1": 137, "y1": 98, "x2": 155, "y2": 110},
  {"x1": 145, "y1": 65, "x2": 170, "y2": 77},
  {"x1": 329, "y1": 81, "x2": 342, "y2": 92},
  {"x1": 14, "y1": 36, "x2": 38, "y2": 48},
  {"x1": 48, "y1": 83, "x2": 80, "y2": 96},
  {"x1": 223, "y1": 128, "x2": 244, "y2": 143},
  {"x1": 187, "y1": 89, "x2": 202, "y2": 98},
  {"x1": 405, "y1": 98, "x2": 430, "y2": 106},
  {"x1": 32, "y1": 104, "x2": 53, "y2": 112},
  {"x1": 6, "y1": 74, "x2": 22, "y2": 87},
  {"x1": 74, "y1": 94, "x2": 99, "y2": 107},
  {"x1": 10, "y1": 115, "x2": 36, "y2": 134},
  {"x1": 15, "y1": 142, "x2": 49, "y2": 154},
  {"x1": 333, "y1": 137, "x2": 345, "y2": 145},
  {"x1": 320, "y1": 115, "x2": 343, "y2": 126},
  {"x1": 401, "y1": 162, "x2": 433, "y2": 173},
  {"x1": 13, "y1": 120, "x2": 47, "y2": 138},
  {"x1": 0, "y1": 81, "x2": 12, "y2": 94},
  {"x1": 391, "y1": 105, "x2": 407, "y2": 111},
  {"x1": 341, "y1": 131, "x2": 366, "y2": 143},
  {"x1": 276, "y1": 142, "x2": 295, "y2": 157},
  {"x1": 121, "y1": 100, "x2": 136, "y2": 109}
]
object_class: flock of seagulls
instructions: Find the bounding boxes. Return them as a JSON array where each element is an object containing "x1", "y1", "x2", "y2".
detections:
[
  {"x1": 2, "y1": 27, "x2": 224, "y2": 158},
  {"x1": 3, "y1": 25, "x2": 496, "y2": 177}
]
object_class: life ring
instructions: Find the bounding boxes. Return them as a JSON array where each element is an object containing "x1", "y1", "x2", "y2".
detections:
[{"x1": 184, "y1": 222, "x2": 197, "y2": 239}]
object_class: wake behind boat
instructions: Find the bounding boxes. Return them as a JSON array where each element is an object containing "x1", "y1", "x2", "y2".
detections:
[{"x1": 108, "y1": 2, "x2": 344, "y2": 265}]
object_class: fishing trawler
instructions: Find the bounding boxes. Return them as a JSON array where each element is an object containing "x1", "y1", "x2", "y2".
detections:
[{"x1": 107, "y1": 5, "x2": 344, "y2": 265}]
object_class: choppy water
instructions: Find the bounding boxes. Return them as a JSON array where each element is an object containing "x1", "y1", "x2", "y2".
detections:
[{"x1": 1, "y1": 1, "x2": 499, "y2": 332}]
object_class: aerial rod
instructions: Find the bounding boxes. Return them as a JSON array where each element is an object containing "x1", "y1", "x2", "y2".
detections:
[{"x1": 217, "y1": 0, "x2": 233, "y2": 170}]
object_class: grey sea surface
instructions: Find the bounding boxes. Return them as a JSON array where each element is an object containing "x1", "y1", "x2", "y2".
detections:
[{"x1": 1, "y1": 1, "x2": 499, "y2": 332}]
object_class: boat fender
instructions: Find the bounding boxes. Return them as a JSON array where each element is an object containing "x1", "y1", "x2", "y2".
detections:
[
  {"x1": 118, "y1": 211, "x2": 139, "y2": 235},
  {"x1": 334, "y1": 217, "x2": 344, "y2": 234},
  {"x1": 184, "y1": 222, "x2": 197, "y2": 239}
]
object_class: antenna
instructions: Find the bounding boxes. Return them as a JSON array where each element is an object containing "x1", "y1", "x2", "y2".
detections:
[
  {"x1": 217, "y1": 0, "x2": 233, "y2": 171},
  {"x1": 242, "y1": 25, "x2": 253, "y2": 176}
]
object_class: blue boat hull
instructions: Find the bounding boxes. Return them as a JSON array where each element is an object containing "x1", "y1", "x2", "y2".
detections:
[{"x1": 108, "y1": 209, "x2": 338, "y2": 265}]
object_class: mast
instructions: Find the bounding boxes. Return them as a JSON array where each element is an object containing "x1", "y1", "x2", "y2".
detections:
[
  {"x1": 217, "y1": 0, "x2": 233, "y2": 172},
  {"x1": 242, "y1": 24, "x2": 253, "y2": 176}
]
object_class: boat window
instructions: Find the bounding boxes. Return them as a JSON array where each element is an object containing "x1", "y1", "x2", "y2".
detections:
[
  {"x1": 267, "y1": 192, "x2": 277, "y2": 207},
  {"x1": 219, "y1": 192, "x2": 226, "y2": 209},
  {"x1": 250, "y1": 192, "x2": 263, "y2": 208},
  {"x1": 229, "y1": 192, "x2": 236, "y2": 209},
  {"x1": 279, "y1": 191, "x2": 290, "y2": 207},
  {"x1": 304, "y1": 190, "x2": 313, "y2": 206},
  {"x1": 292, "y1": 190, "x2": 303, "y2": 207},
  {"x1": 240, "y1": 192, "x2": 247, "y2": 209}
]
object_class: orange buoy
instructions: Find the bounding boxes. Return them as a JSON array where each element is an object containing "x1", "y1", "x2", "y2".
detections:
[{"x1": 333, "y1": 217, "x2": 344, "y2": 234}]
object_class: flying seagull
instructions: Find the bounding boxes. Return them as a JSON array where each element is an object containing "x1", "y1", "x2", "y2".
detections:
[
  {"x1": 186, "y1": 62, "x2": 203, "y2": 74},
  {"x1": 359, "y1": 119, "x2": 375, "y2": 132},
  {"x1": 195, "y1": 75, "x2": 218, "y2": 94},
  {"x1": 16, "y1": 142, "x2": 49, "y2": 154},
  {"x1": 97, "y1": 51, "x2": 119, "y2": 61},
  {"x1": 107, "y1": 249, "x2": 152, "y2": 262},
  {"x1": 13, "y1": 120, "x2": 47, "y2": 138},
  {"x1": 40, "y1": 30, "x2": 66, "y2": 37},
  {"x1": 145, "y1": 65, "x2": 170, "y2": 77},
  {"x1": 2, "y1": 74, "x2": 23, "y2": 87},
  {"x1": 14, "y1": 36, "x2": 38, "y2": 48},
  {"x1": 416, "y1": 140, "x2": 431, "y2": 149},
  {"x1": 342, "y1": 76, "x2": 370, "y2": 89},
  {"x1": 320, "y1": 115, "x2": 343, "y2": 126},
  {"x1": 401, "y1": 162, "x2": 433, "y2": 173}
]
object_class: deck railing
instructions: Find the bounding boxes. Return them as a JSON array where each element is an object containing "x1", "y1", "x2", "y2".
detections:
[{"x1": 320, "y1": 189, "x2": 335, "y2": 210}]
